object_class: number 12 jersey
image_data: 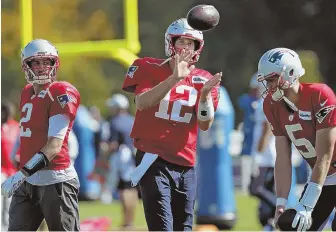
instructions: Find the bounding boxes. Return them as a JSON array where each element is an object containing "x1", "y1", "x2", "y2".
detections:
[{"x1": 122, "y1": 57, "x2": 220, "y2": 167}]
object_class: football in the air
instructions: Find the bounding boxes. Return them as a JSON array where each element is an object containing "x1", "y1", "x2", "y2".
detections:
[
  {"x1": 187, "y1": 5, "x2": 220, "y2": 31},
  {"x1": 277, "y1": 208, "x2": 299, "y2": 231}
]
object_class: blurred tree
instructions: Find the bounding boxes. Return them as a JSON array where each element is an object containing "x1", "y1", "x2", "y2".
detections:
[
  {"x1": 184, "y1": 0, "x2": 335, "y2": 124},
  {"x1": 1, "y1": 0, "x2": 125, "y2": 116},
  {"x1": 2, "y1": 0, "x2": 334, "y2": 122},
  {"x1": 264, "y1": 0, "x2": 336, "y2": 91}
]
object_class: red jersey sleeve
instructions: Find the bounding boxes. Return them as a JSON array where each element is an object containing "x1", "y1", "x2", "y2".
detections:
[
  {"x1": 122, "y1": 58, "x2": 153, "y2": 95},
  {"x1": 313, "y1": 84, "x2": 336, "y2": 130},
  {"x1": 49, "y1": 82, "x2": 80, "y2": 120},
  {"x1": 263, "y1": 97, "x2": 285, "y2": 136},
  {"x1": 134, "y1": 79, "x2": 154, "y2": 96}
]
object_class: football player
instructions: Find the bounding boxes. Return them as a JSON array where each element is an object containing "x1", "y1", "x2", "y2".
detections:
[
  {"x1": 258, "y1": 47, "x2": 336, "y2": 231},
  {"x1": 238, "y1": 73, "x2": 260, "y2": 195},
  {"x1": 248, "y1": 76, "x2": 302, "y2": 231},
  {"x1": 90, "y1": 94, "x2": 138, "y2": 229},
  {"x1": 1, "y1": 39, "x2": 81, "y2": 231},
  {"x1": 122, "y1": 18, "x2": 221, "y2": 231},
  {"x1": 105, "y1": 94, "x2": 138, "y2": 229}
]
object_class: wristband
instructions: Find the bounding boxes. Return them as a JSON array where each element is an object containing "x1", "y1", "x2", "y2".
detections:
[
  {"x1": 300, "y1": 182, "x2": 322, "y2": 209},
  {"x1": 21, "y1": 152, "x2": 49, "y2": 176},
  {"x1": 276, "y1": 198, "x2": 287, "y2": 207},
  {"x1": 197, "y1": 97, "x2": 215, "y2": 121}
]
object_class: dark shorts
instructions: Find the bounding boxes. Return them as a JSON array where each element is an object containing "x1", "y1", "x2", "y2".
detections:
[
  {"x1": 249, "y1": 167, "x2": 275, "y2": 198},
  {"x1": 8, "y1": 178, "x2": 80, "y2": 231},
  {"x1": 249, "y1": 167, "x2": 275, "y2": 225},
  {"x1": 136, "y1": 150, "x2": 197, "y2": 231},
  {"x1": 117, "y1": 178, "x2": 133, "y2": 190}
]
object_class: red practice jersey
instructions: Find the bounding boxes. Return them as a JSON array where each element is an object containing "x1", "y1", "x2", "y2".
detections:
[
  {"x1": 263, "y1": 83, "x2": 336, "y2": 175},
  {"x1": 122, "y1": 57, "x2": 220, "y2": 167},
  {"x1": 1, "y1": 119, "x2": 20, "y2": 176},
  {"x1": 19, "y1": 81, "x2": 80, "y2": 170}
]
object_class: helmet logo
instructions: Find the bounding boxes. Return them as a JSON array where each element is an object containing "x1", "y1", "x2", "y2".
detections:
[
  {"x1": 268, "y1": 50, "x2": 296, "y2": 64},
  {"x1": 268, "y1": 50, "x2": 286, "y2": 64}
]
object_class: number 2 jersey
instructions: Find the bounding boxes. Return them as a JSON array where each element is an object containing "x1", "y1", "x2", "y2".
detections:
[
  {"x1": 122, "y1": 57, "x2": 220, "y2": 167},
  {"x1": 263, "y1": 83, "x2": 336, "y2": 178},
  {"x1": 19, "y1": 81, "x2": 80, "y2": 172}
]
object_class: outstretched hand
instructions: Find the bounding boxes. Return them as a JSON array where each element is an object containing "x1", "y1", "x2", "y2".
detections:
[
  {"x1": 171, "y1": 49, "x2": 195, "y2": 81},
  {"x1": 201, "y1": 72, "x2": 222, "y2": 96}
]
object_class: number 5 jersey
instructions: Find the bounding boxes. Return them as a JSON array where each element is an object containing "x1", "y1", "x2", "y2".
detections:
[
  {"x1": 122, "y1": 57, "x2": 220, "y2": 167},
  {"x1": 263, "y1": 83, "x2": 336, "y2": 178}
]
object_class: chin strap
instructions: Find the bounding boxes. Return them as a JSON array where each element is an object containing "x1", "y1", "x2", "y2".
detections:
[
  {"x1": 159, "y1": 57, "x2": 172, "y2": 66},
  {"x1": 283, "y1": 96, "x2": 298, "y2": 112}
]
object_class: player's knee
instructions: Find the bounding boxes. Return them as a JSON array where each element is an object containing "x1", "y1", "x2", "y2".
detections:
[
  {"x1": 248, "y1": 179, "x2": 260, "y2": 197},
  {"x1": 258, "y1": 202, "x2": 274, "y2": 227}
]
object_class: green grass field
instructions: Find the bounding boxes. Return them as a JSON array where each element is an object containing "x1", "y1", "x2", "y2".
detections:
[{"x1": 79, "y1": 192, "x2": 263, "y2": 231}]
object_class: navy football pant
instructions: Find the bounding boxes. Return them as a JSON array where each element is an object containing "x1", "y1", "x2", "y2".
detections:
[{"x1": 136, "y1": 151, "x2": 197, "y2": 231}]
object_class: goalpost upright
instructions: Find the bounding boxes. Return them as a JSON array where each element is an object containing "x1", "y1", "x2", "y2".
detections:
[{"x1": 19, "y1": 0, "x2": 140, "y2": 68}]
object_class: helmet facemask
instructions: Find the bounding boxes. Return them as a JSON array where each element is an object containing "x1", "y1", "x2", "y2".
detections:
[
  {"x1": 257, "y1": 48, "x2": 305, "y2": 102},
  {"x1": 22, "y1": 56, "x2": 60, "y2": 85},
  {"x1": 164, "y1": 18, "x2": 204, "y2": 64},
  {"x1": 21, "y1": 39, "x2": 60, "y2": 85},
  {"x1": 258, "y1": 67, "x2": 298, "y2": 101},
  {"x1": 167, "y1": 35, "x2": 203, "y2": 64}
]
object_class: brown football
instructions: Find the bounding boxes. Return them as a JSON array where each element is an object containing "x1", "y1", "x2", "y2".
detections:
[
  {"x1": 277, "y1": 208, "x2": 299, "y2": 231},
  {"x1": 187, "y1": 5, "x2": 220, "y2": 31}
]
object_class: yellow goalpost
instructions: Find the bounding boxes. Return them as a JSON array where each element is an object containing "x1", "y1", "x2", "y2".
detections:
[{"x1": 19, "y1": 0, "x2": 140, "y2": 68}]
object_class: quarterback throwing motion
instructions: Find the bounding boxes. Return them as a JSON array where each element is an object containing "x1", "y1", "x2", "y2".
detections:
[
  {"x1": 1, "y1": 39, "x2": 81, "y2": 231},
  {"x1": 122, "y1": 18, "x2": 221, "y2": 231},
  {"x1": 258, "y1": 48, "x2": 336, "y2": 231}
]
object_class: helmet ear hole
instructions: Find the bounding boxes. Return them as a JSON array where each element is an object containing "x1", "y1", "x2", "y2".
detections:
[
  {"x1": 289, "y1": 69, "x2": 294, "y2": 76},
  {"x1": 26, "y1": 61, "x2": 32, "y2": 68}
]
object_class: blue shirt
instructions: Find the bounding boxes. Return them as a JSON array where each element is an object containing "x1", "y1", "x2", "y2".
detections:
[
  {"x1": 238, "y1": 94, "x2": 259, "y2": 155},
  {"x1": 108, "y1": 113, "x2": 135, "y2": 151}
]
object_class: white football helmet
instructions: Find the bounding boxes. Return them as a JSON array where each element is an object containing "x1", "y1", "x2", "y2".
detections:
[
  {"x1": 21, "y1": 39, "x2": 60, "y2": 84},
  {"x1": 249, "y1": 72, "x2": 259, "y2": 89},
  {"x1": 106, "y1": 94, "x2": 129, "y2": 109},
  {"x1": 165, "y1": 18, "x2": 204, "y2": 63},
  {"x1": 257, "y1": 48, "x2": 305, "y2": 101},
  {"x1": 249, "y1": 72, "x2": 265, "y2": 97}
]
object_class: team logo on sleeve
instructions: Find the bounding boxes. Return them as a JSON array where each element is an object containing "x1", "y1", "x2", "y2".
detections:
[
  {"x1": 57, "y1": 94, "x2": 76, "y2": 108},
  {"x1": 127, "y1": 66, "x2": 138, "y2": 78},
  {"x1": 315, "y1": 105, "x2": 335, "y2": 123}
]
